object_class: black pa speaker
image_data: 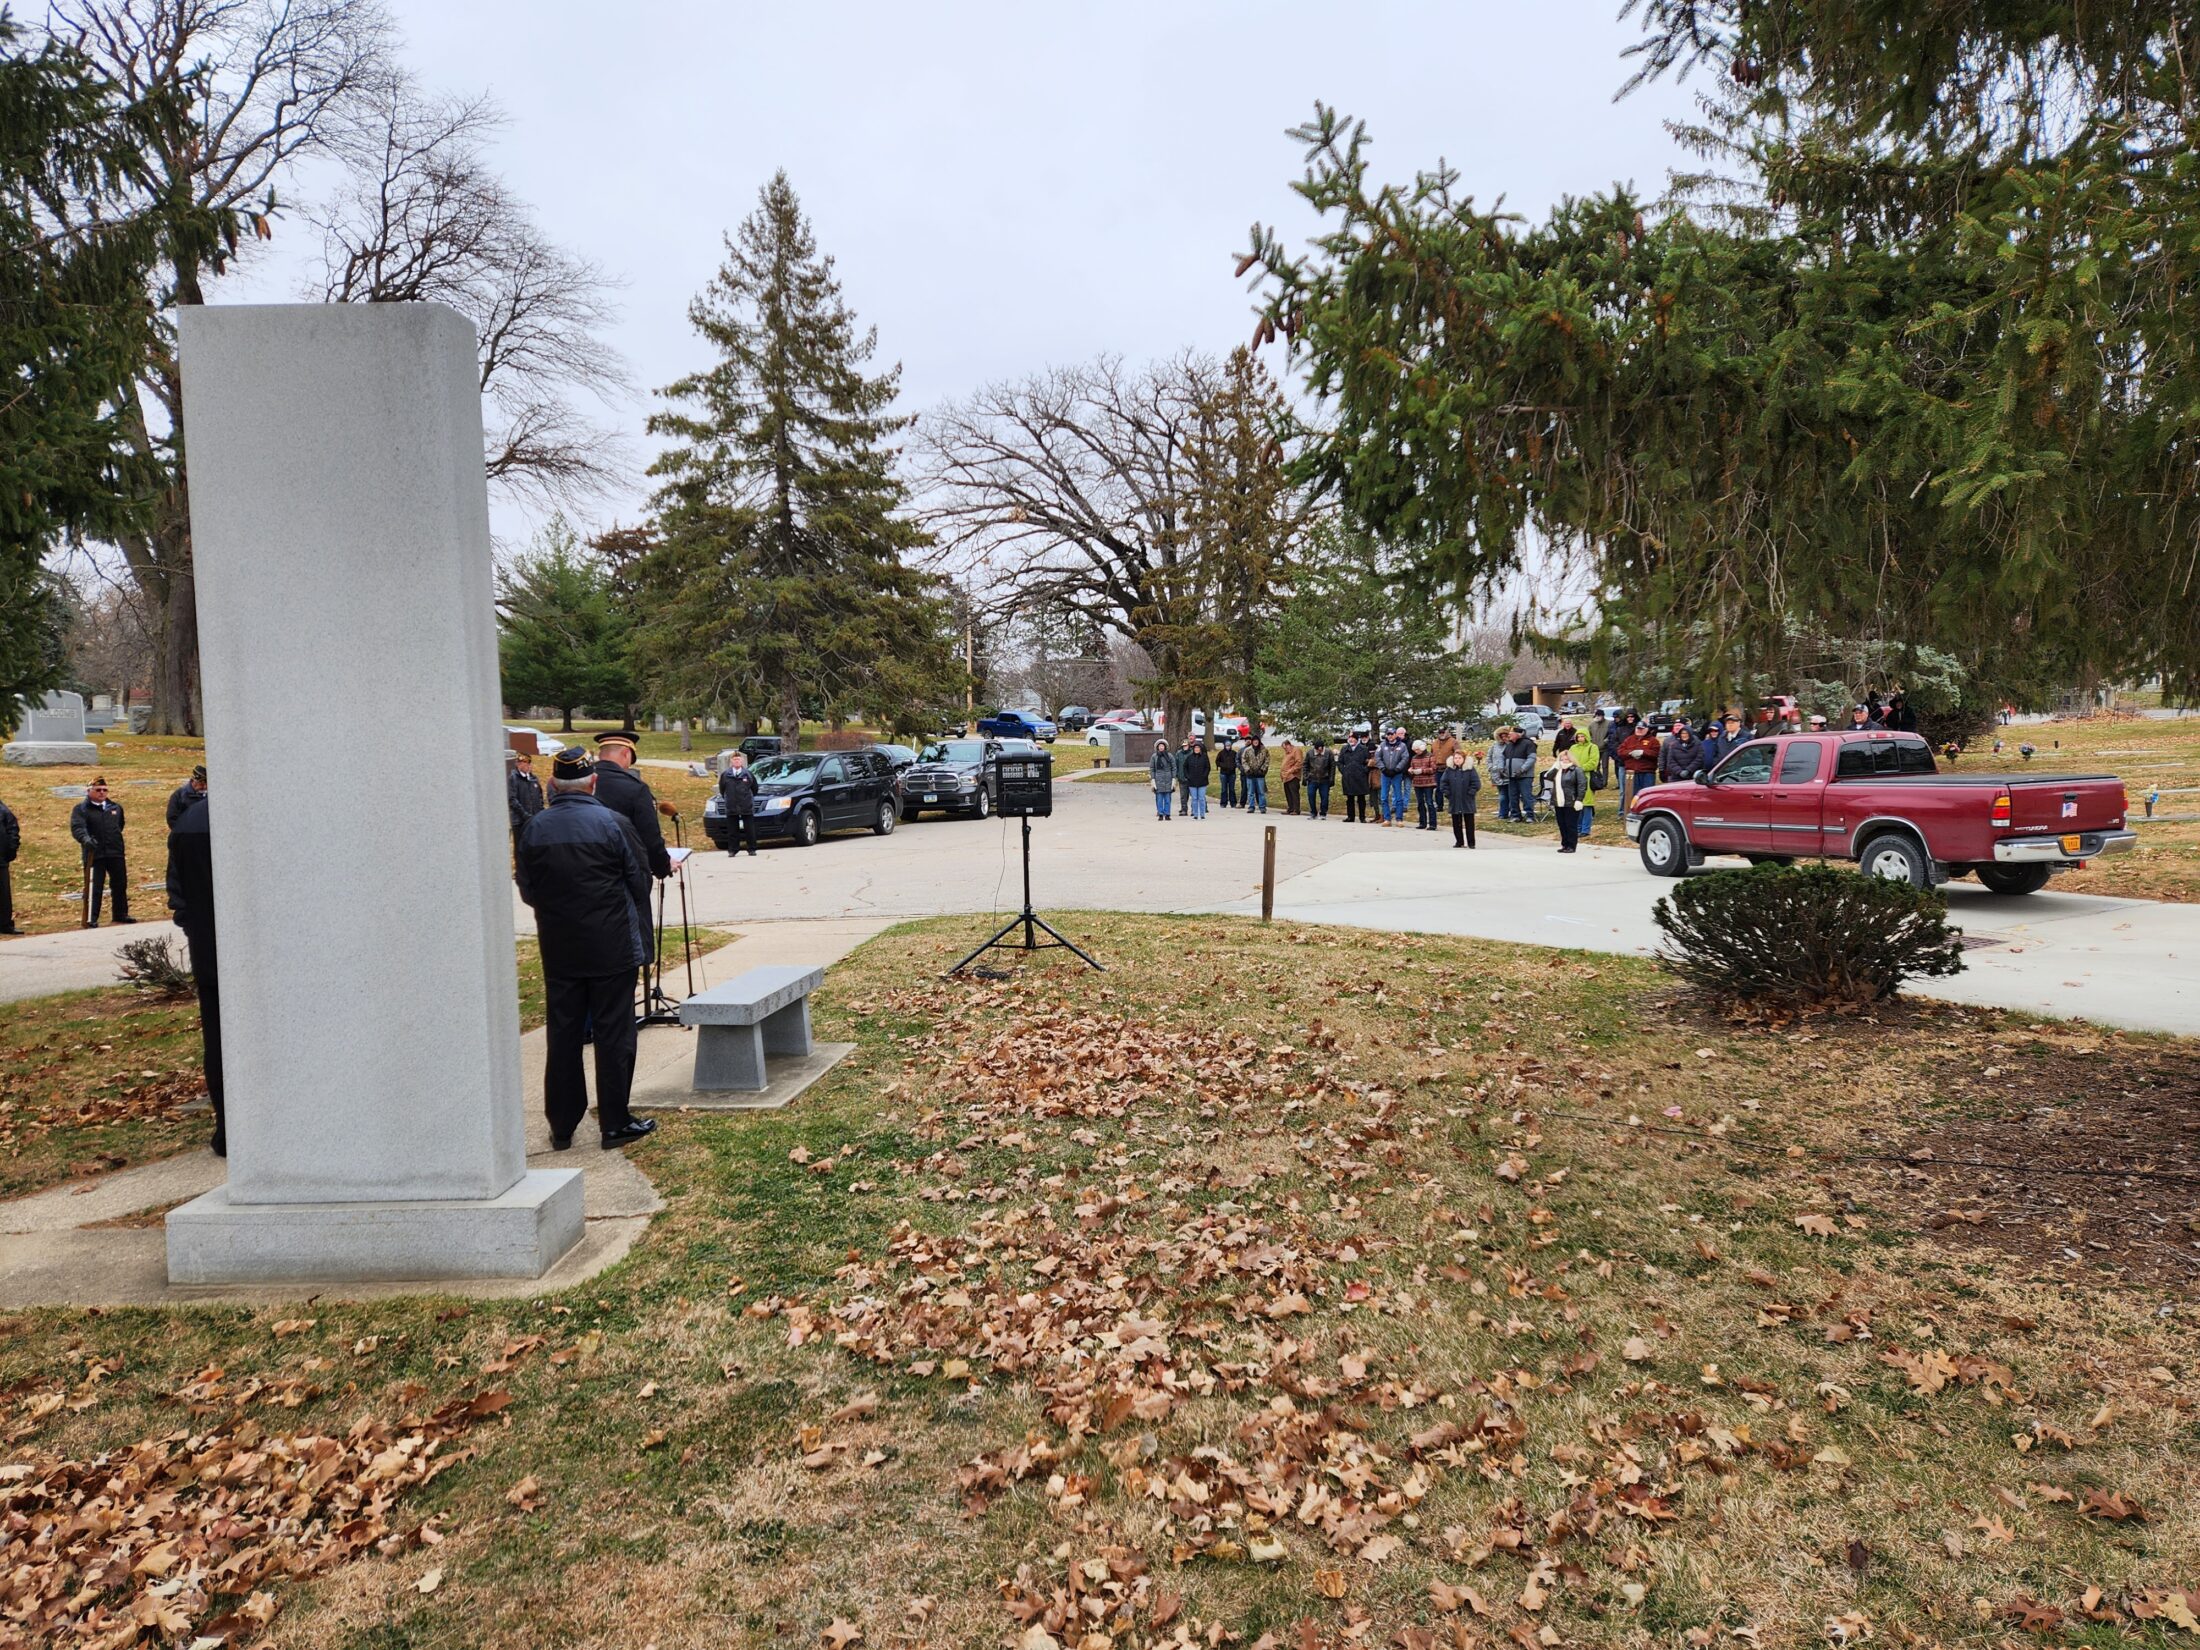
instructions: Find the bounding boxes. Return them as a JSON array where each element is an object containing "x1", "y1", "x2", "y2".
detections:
[{"x1": 991, "y1": 750, "x2": 1053, "y2": 817}]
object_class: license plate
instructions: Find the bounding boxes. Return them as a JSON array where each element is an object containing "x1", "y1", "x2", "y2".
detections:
[
  {"x1": 2061, "y1": 833, "x2": 2082, "y2": 853},
  {"x1": 923, "y1": 794, "x2": 937, "y2": 804}
]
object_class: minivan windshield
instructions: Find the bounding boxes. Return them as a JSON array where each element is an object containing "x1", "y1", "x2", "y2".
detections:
[
  {"x1": 921, "y1": 740, "x2": 989, "y2": 764},
  {"x1": 750, "y1": 754, "x2": 823, "y2": 788}
]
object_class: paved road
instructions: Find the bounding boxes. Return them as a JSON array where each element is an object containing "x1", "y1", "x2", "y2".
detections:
[{"x1": 3, "y1": 777, "x2": 2193, "y2": 1034}]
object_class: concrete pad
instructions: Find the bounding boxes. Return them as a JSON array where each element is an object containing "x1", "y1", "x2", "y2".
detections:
[
  {"x1": 636, "y1": 1041, "x2": 855, "y2": 1112},
  {"x1": 0, "y1": 1215, "x2": 651, "y2": 1310}
]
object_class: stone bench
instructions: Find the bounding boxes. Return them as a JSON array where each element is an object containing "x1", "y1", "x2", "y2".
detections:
[{"x1": 676, "y1": 964, "x2": 824, "y2": 1092}]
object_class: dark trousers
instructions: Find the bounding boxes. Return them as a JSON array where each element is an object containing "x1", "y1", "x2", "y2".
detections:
[
  {"x1": 0, "y1": 861, "x2": 13, "y2": 930},
  {"x1": 1308, "y1": 781, "x2": 1331, "y2": 818},
  {"x1": 1451, "y1": 810, "x2": 1477, "y2": 847},
  {"x1": 181, "y1": 921, "x2": 224, "y2": 1136},
  {"x1": 1344, "y1": 789, "x2": 1366, "y2": 823},
  {"x1": 1557, "y1": 806, "x2": 1581, "y2": 850},
  {"x1": 545, "y1": 968, "x2": 640, "y2": 1139},
  {"x1": 1219, "y1": 769, "x2": 1238, "y2": 807},
  {"x1": 1282, "y1": 778, "x2": 1302, "y2": 815},
  {"x1": 726, "y1": 814, "x2": 758, "y2": 855},
  {"x1": 85, "y1": 854, "x2": 129, "y2": 924},
  {"x1": 1415, "y1": 786, "x2": 1438, "y2": 829}
]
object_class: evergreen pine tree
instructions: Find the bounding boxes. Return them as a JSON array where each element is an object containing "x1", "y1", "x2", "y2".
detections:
[
  {"x1": 637, "y1": 172, "x2": 959, "y2": 745},
  {"x1": 0, "y1": 19, "x2": 199, "y2": 722},
  {"x1": 1255, "y1": 529, "x2": 1503, "y2": 736},
  {"x1": 496, "y1": 519, "x2": 638, "y2": 730}
]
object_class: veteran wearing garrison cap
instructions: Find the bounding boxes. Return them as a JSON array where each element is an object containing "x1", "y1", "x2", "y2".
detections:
[{"x1": 513, "y1": 748, "x2": 657, "y2": 1150}]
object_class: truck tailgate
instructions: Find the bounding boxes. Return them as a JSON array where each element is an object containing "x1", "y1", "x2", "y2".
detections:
[{"x1": 2005, "y1": 776, "x2": 2126, "y2": 835}]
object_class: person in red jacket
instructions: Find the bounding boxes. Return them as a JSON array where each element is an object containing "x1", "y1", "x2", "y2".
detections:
[{"x1": 1617, "y1": 725, "x2": 1663, "y2": 809}]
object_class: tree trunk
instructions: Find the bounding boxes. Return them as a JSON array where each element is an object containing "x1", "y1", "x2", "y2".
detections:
[
  {"x1": 678, "y1": 721, "x2": 692, "y2": 752},
  {"x1": 777, "y1": 673, "x2": 802, "y2": 752},
  {"x1": 151, "y1": 568, "x2": 201, "y2": 736},
  {"x1": 561, "y1": 706, "x2": 575, "y2": 731}
]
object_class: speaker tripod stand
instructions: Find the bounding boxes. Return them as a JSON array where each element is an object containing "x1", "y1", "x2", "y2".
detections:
[{"x1": 947, "y1": 814, "x2": 1102, "y2": 976}]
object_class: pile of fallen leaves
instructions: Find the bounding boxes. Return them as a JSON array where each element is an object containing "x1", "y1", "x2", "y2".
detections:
[
  {"x1": 757, "y1": 971, "x2": 2200, "y2": 1648},
  {"x1": 0, "y1": 1384, "x2": 509, "y2": 1645},
  {"x1": 0, "y1": 1067, "x2": 204, "y2": 1168}
]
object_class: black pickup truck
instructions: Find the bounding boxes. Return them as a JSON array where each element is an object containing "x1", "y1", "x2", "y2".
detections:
[{"x1": 897, "y1": 737, "x2": 1002, "y2": 820}]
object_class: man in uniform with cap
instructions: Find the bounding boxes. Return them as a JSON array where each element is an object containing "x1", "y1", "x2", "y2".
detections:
[
  {"x1": 590, "y1": 730, "x2": 672, "y2": 882},
  {"x1": 165, "y1": 787, "x2": 225, "y2": 1154},
  {"x1": 506, "y1": 748, "x2": 544, "y2": 845},
  {"x1": 167, "y1": 765, "x2": 208, "y2": 829},
  {"x1": 515, "y1": 748, "x2": 657, "y2": 1150},
  {"x1": 70, "y1": 777, "x2": 133, "y2": 927}
]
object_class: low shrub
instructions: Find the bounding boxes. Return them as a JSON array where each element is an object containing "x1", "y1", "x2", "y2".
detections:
[
  {"x1": 1652, "y1": 864, "x2": 1964, "y2": 1007},
  {"x1": 115, "y1": 935, "x2": 196, "y2": 999}
]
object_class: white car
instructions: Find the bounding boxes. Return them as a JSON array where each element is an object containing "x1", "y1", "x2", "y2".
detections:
[{"x1": 1084, "y1": 717, "x2": 1147, "y2": 746}]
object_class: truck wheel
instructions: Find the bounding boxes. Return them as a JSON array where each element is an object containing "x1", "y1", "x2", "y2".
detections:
[
  {"x1": 1860, "y1": 832, "x2": 1929, "y2": 888},
  {"x1": 873, "y1": 800, "x2": 896, "y2": 836},
  {"x1": 970, "y1": 789, "x2": 992, "y2": 821},
  {"x1": 1976, "y1": 863, "x2": 2050, "y2": 896},
  {"x1": 1638, "y1": 816, "x2": 1687, "y2": 877},
  {"x1": 791, "y1": 807, "x2": 820, "y2": 847}
]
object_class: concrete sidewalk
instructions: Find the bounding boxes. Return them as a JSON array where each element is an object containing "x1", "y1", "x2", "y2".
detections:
[
  {"x1": 0, "y1": 917, "x2": 890, "y2": 1306},
  {"x1": 1205, "y1": 831, "x2": 2200, "y2": 1036},
  {"x1": 0, "y1": 920, "x2": 181, "y2": 1005}
]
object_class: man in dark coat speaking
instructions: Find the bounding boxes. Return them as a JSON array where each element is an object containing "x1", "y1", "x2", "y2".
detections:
[
  {"x1": 165, "y1": 792, "x2": 225, "y2": 1155},
  {"x1": 515, "y1": 748, "x2": 658, "y2": 1151}
]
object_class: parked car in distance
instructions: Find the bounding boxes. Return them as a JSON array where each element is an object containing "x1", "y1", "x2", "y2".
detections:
[
  {"x1": 737, "y1": 734, "x2": 785, "y2": 762},
  {"x1": 1625, "y1": 731, "x2": 2132, "y2": 892},
  {"x1": 1084, "y1": 716, "x2": 1147, "y2": 747},
  {"x1": 1098, "y1": 707, "x2": 1147, "y2": 727},
  {"x1": 702, "y1": 748, "x2": 900, "y2": 848},
  {"x1": 975, "y1": 708, "x2": 1057, "y2": 742},
  {"x1": 1755, "y1": 694, "x2": 1800, "y2": 726},
  {"x1": 1055, "y1": 706, "x2": 1095, "y2": 731},
  {"x1": 899, "y1": 737, "x2": 1003, "y2": 819}
]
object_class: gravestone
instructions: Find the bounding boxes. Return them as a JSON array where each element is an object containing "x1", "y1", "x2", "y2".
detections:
[
  {"x1": 4, "y1": 691, "x2": 97, "y2": 766},
  {"x1": 163, "y1": 303, "x2": 582, "y2": 1285}
]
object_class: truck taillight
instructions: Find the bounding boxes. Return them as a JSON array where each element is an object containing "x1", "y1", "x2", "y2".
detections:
[{"x1": 1991, "y1": 788, "x2": 2011, "y2": 828}]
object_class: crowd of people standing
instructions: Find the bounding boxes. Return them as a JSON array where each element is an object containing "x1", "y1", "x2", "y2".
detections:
[{"x1": 1135, "y1": 691, "x2": 1921, "y2": 854}]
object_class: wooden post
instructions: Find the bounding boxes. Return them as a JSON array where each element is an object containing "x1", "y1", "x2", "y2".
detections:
[{"x1": 1261, "y1": 825, "x2": 1276, "y2": 922}]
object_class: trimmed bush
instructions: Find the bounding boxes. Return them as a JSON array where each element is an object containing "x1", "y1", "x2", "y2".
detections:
[
  {"x1": 1652, "y1": 864, "x2": 1964, "y2": 1007},
  {"x1": 115, "y1": 935, "x2": 195, "y2": 999}
]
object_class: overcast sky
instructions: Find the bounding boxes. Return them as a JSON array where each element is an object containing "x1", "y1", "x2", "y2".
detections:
[{"x1": 238, "y1": 1, "x2": 1699, "y2": 549}]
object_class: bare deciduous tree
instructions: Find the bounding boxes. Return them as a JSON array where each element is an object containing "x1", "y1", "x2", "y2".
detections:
[
  {"x1": 918, "y1": 354, "x2": 1221, "y2": 743},
  {"x1": 48, "y1": 0, "x2": 399, "y2": 732},
  {"x1": 311, "y1": 76, "x2": 629, "y2": 503}
]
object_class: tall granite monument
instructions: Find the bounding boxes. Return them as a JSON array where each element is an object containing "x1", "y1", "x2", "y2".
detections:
[{"x1": 164, "y1": 305, "x2": 582, "y2": 1284}]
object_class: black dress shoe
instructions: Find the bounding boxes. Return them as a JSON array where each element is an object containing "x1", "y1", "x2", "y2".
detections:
[
  {"x1": 210, "y1": 1132, "x2": 226, "y2": 1157},
  {"x1": 550, "y1": 1132, "x2": 573, "y2": 1151},
  {"x1": 600, "y1": 1117, "x2": 658, "y2": 1149},
  {"x1": 112, "y1": 915, "x2": 137, "y2": 925}
]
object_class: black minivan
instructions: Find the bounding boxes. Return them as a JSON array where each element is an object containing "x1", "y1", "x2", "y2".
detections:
[{"x1": 705, "y1": 749, "x2": 900, "y2": 848}]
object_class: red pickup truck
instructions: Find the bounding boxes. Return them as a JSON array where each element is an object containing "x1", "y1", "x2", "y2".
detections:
[{"x1": 1624, "y1": 731, "x2": 2132, "y2": 894}]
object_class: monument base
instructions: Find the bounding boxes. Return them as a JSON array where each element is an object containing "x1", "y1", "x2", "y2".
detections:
[
  {"x1": 3, "y1": 741, "x2": 99, "y2": 766},
  {"x1": 164, "y1": 1168, "x2": 584, "y2": 1285}
]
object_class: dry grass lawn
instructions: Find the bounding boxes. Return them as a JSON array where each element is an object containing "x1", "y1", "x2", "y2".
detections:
[{"x1": 4, "y1": 913, "x2": 2197, "y2": 1649}]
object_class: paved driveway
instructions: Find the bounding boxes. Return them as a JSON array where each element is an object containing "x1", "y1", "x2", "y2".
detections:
[{"x1": 4, "y1": 777, "x2": 2193, "y2": 1034}]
